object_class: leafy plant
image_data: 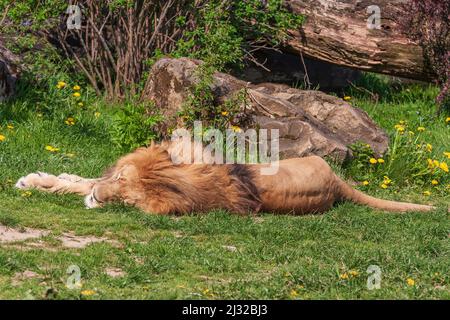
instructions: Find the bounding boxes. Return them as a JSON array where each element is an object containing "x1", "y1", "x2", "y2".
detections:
[
  {"x1": 110, "y1": 101, "x2": 163, "y2": 151},
  {"x1": 0, "y1": 0, "x2": 66, "y2": 30},
  {"x1": 173, "y1": 0, "x2": 305, "y2": 71},
  {"x1": 177, "y1": 64, "x2": 250, "y2": 135},
  {"x1": 347, "y1": 122, "x2": 449, "y2": 194}
]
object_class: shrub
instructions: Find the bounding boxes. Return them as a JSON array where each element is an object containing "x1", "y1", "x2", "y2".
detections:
[
  {"x1": 2, "y1": 1, "x2": 304, "y2": 100},
  {"x1": 176, "y1": 64, "x2": 251, "y2": 135},
  {"x1": 173, "y1": 0, "x2": 304, "y2": 71},
  {"x1": 110, "y1": 101, "x2": 163, "y2": 151}
]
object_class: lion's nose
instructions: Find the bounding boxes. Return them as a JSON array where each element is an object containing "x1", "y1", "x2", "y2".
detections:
[{"x1": 84, "y1": 191, "x2": 100, "y2": 209}]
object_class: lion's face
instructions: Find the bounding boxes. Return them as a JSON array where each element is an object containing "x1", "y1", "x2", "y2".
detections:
[
  {"x1": 84, "y1": 164, "x2": 138, "y2": 209},
  {"x1": 84, "y1": 178, "x2": 121, "y2": 209}
]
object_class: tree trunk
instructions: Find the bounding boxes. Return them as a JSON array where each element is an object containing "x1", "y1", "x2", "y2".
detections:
[
  {"x1": 285, "y1": 0, "x2": 433, "y2": 81},
  {"x1": 0, "y1": 40, "x2": 20, "y2": 101}
]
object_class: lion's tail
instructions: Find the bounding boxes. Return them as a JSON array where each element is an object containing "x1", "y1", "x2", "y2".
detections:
[{"x1": 336, "y1": 177, "x2": 436, "y2": 212}]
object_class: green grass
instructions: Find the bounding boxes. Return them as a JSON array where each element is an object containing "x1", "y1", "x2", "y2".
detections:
[{"x1": 0, "y1": 74, "x2": 448, "y2": 299}]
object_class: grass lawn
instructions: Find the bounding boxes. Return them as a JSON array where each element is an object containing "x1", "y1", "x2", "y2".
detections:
[{"x1": 0, "y1": 75, "x2": 448, "y2": 299}]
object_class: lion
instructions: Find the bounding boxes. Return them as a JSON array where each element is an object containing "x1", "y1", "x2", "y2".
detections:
[{"x1": 15, "y1": 141, "x2": 441, "y2": 215}]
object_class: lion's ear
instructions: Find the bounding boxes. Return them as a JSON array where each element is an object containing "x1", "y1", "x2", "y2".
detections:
[{"x1": 115, "y1": 164, "x2": 138, "y2": 181}]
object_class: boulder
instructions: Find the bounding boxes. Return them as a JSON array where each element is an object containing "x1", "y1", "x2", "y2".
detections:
[{"x1": 142, "y1": 58, "x2": 389, "y2": 162}]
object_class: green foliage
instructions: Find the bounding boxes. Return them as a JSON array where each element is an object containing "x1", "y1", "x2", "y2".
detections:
[
  {"x1": 2, "y1": 0, "x2": 304, "y2": 99},
  {"x1": 173, "y1": 0, "x2": 304, "y2": 70},
  {"x1": 343, "y1": 74, "x2": 450, "y2": 196},
  {"x1": 0, "y1": 0, "x2": 66, "y2": 30},
  {"x1": 177, "y1": 64, "x2": 249, "y2": 134},
  {"x1": 110, "y1": 101, "x2": 163, "y2": 151}
]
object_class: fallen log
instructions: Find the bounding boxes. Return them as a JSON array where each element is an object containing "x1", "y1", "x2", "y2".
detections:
[{"x1": 285, "y1": 0, "x2": 433, "y2": 81}]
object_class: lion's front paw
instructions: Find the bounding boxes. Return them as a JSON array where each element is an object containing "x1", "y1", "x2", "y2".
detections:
[
  {"x1": 15, "y1": 172, "x2": 56, "y2": 190},
  {"x1": 15, "y1": 176, "x2": 28, "y2": 189}
]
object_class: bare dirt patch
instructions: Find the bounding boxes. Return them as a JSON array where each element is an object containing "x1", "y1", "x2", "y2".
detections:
[
  {"x1": 0, "y1": 224, "x2": 121, "y2": 250},
  {"x1": 0, "y1": 225, "x2": 49, "y2": 243},
  {"x1": 222, "y1": 245, "x2": 237, "y2": 252},
  {"x1": 105, "y1": 267, "x2": 126, "y2": 278},
  {"x1": 57, "y1": 232, "x2": 121, "y2": 249},
  {"x1": 11, "y1": 270, "x2": 40, "y2": 286}
]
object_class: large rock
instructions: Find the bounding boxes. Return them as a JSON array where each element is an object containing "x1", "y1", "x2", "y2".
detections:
[
  {"x1": 142, "y1": 58, "x2": 389, "y2": 162},
  {"x1": 0, "y1": 40, "x2": 20, "y2": 101}
]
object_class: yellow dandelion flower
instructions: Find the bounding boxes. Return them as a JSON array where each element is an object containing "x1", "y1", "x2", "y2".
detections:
[
  {"x1": 426, "y1": 144, "x2": 432, "y2": 152},
  {"x1": 343, "y1": 96, "x2": 351, "y2": 101},
  {"x1": 383, "y1": 176, "x2": 392, "y2": 185},
  {"x1": 0, "y1": 134, "x2": 5, "y2": 142},
  {"x1": 446, "y1": 117, "x2": 450, "y2": 123},
  {"x1": 7, "y1": 124, "x2": 14, "y2": 130},
  {"x1": 417, "y1": 126, "x2": 426, "y2": 132},
  {"x1": 431, "y1": 180, "x2": 439, "y2": 185},
  {"x1": 73, "y1": 92, "x2": 81, "y2": 98},
  {"x1": 45, "y1": 145, "x2": 59, "y2": 152},
  {"x1": 73, "y1": 85, "x2": 81, "y2": 91},
  {"x1": 362, "y1": 180, "x2": 369, "y2": 186},
  {"x1": 369, "y1": 158, "x2": 377, "y2": 164},
  {"x1": 65, "y1": 117, "x2": 76, "y2": 126},
  {"x1": 221, "y1": 111, "x2": 229, "y2": 116},
  {"x1": 94, "y1": 112, "x2": 101, "y2": 118},
  {"x1": 381, "y1": 183, "x2": 388, "y2": 189},
  {"x1": 406, "y1": 278, "x2": 415, "y2": 286},
  {"x1": 427, "y1": 158, "x2": 434, "y2": 169},
  {"x1": 21, "y1": 191, "x2": 32, "y2": 197},
  {"x1": 444, "y1": 152, "x2": 450, "y2": 159},
  {"x1": 423, "y1": 190, "x2": 431, "y2": 196},
  {"x1": 231, "y1": 125, "x2": 242, "y2": 133},
  {"x1": 290, "y1": 289, "x2": 299, "y2": 298},
  {"x1": 377, "y1": 158, "x2": 385, "y2": 164},
  {"x1": 433, "y1": 160, "x2": 440, "y2": 167},
  {"x1": 394, "y1": 124, "x2": 405, "y2": 132},
  {"x1": 349, "y1": 270, "x2": 359, "y2": 277},
  {"x1": 80, "y1": 290, "x2": 96, "y2": 296},
  {"x1": 56, "y1": 81, "x2": 66, "y2": 89},
  {"x1": 339, "y1": 273, "x2": 349, "y2": 280},
  {"x1": 399, "y1": 120, "x2": 406, "y2": 125},
  {"x1": 439, "y1": 162, "x2": 449, "y2": 173}
]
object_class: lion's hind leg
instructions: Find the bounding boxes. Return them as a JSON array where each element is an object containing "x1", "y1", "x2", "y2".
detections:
[{"x1": 15, "y1": 172, "x2": 96, "y2": 196}]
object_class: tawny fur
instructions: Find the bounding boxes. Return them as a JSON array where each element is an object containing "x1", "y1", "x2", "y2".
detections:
[{"x1": 16, "y1": 142, "x2": 442, "y2": 215}]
